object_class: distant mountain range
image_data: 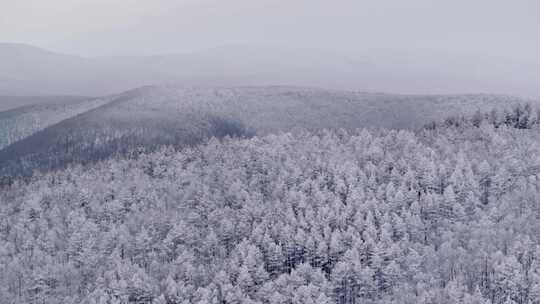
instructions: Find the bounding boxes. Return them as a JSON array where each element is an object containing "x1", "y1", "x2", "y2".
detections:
[
  {"x1": 0, "y1": 95, "x2": 90, "y2": 112},
  {"x1": 0, "y1": 85, "x2": 534, "y2": 179},
  {"x1": 1, "y1": 43, "x2": 539, "y2": 97},
  {"x1": 1, "y1": 43, "x2": 539, "y2": 179}
]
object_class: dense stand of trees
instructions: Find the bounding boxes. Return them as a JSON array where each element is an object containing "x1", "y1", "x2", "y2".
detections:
[
  {"x1": 426, "y1": 103, "x2": 540, "y2": 130},
  {"x1": 1, "y1": 106, "x2": 540, "y2": 303}
]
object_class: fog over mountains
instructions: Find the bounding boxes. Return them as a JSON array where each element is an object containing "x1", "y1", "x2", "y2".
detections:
[
  {"x1": 1, "y1": 42, "x2": 539, "y2": 180},
  {"x1": 1, "y1": 43, "x2": 539, "y2": 98},
  {"x1": 0, "y1": 95, "x2": 89, "y2": 112}
]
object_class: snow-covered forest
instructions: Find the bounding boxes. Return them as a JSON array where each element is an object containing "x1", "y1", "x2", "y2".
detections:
[
  {"x1": 0, "y1": 97, "x2": 110, "y2": 150},
  {"x1": 0, "y1": 86, "x2": 531, "y2": 180},
  {"x1": 1, "y1": 105, "x2": 540, "y2": 304},
  {"x1": 3, "y1": 0, "x2": 539, "y2": 303}
]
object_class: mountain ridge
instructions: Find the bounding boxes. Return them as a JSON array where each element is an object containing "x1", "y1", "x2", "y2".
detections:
[
  {"x1": 0, "y1": 85, "x2": 536, "y2": 179},
  {"x1": 2, "y1": 43, "x2": 539, "y2": 98}
]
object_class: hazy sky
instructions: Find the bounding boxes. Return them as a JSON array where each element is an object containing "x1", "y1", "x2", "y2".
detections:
[{"x1": 2, "y1": 0, "x2": 539, "y2": 59}]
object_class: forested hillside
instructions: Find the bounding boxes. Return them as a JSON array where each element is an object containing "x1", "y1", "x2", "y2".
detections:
[
  {"x1": 0, "y1": 86, "x2": 533, "y2": 179},
  {"x1": 0, "y1": 97, "x2": 110, "y2": 150},
  {"x1": 1, "y1": 107, "x2": 540, "y2": 304}
]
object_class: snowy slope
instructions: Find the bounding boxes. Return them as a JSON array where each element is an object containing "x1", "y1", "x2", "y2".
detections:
[
  {"x1": 0, "y1": 97, "x2": 111, "y2": 150},
  {"x1": 0, "y1": 85, "x2": 534, "y2": 178}
]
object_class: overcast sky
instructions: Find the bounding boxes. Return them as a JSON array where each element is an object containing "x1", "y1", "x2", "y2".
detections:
[{"x1": 1, "y1": 0, "x2": 539, "y2": 59}]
